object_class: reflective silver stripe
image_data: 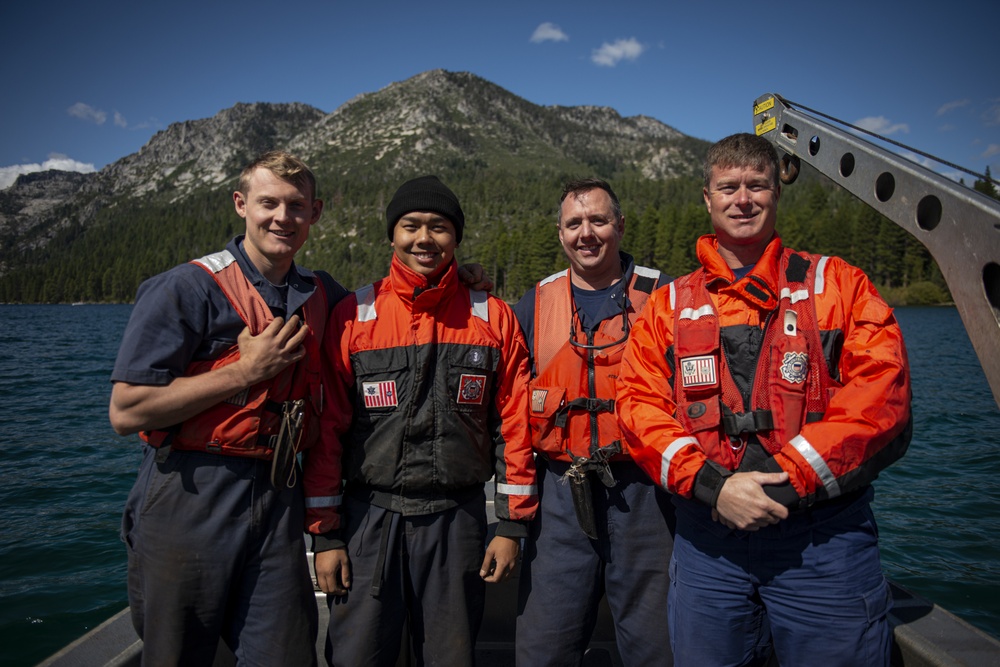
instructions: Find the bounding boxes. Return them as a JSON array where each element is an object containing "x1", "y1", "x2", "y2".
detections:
[
  {"x1": 356, "y1": 283, "x2": 377, "y2": 322},
  {"x1": 789, "y1": 434, "x2": 841, "y2": 497},
  {"x1": 634, "y1": 265, "x2": 660, "y2": 280},
  {"x1": 191, "y1": 249, "x2": 237, "y2": 274},
  {"x1": 669, "y1": 282, "x2": 677, "y2": 310},
  {"x1": 539, "y1": 270, "x2": 568, "y2": 287},
  {"x1": 814, "y1": 256, "x2": 830, "y2": 295},
  {"x1": 679, "y1": 304, "x2": 714, "y2": 321},
  {"x1": 496, "y1": 483, "x2": 537, "y2": 496},
  {"x1": 305, "y1": 494, "x2": 343, "y2": 508},
  {"x1": 470, "y1": 289, "x2": 489, "y2": 322},
  {"x1": 780, "y1": 287, "x2": 810, "y2": 304},
  {"x1": 661, "y1": 436, "x2": 699, "y2": 488}
]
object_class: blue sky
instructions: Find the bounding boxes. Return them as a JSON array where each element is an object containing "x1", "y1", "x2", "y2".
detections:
[{"x1": 2, "y1": 0, "x2": 998, "y2": 189}]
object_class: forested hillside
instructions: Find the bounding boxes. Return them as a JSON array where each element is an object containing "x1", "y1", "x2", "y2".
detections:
[{"x1": 0, "y1": 164, "x2": 960, "y2": 305}]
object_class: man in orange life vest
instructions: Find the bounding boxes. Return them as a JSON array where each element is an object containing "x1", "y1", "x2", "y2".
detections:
[
  {"x1": 109, "y1": 151, "x2": 344, "y2": 666},
  {"x1": 513, "y1": 178, "x2": 675, "y2": 666},
  {"x1": 303, "y1": 175, "x2": 537, "y2": 667},
  {"x1": 617, "y1": 133, "x2": 912, "y2": 666}
]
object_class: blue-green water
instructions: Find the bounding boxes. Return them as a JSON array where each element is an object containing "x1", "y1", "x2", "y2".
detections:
[{"x1": 0, "y1": 304, "x2": 998, "y2": 666}]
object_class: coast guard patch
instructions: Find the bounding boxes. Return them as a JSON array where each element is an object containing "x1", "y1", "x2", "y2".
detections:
[
  {"x1": 363, "y1": 380, "x2": 398, "y2": 408},
  {"x1": 780, "y1": 352, "x2": 808, "y2": 384},
  {"x1": 531, "y1": 389, "x2": 548, "y2": 413},
  {"x1": 457, "y1": 374, "x2": 487, "y2": 404},
  {"x1": 680, "y1": 355, "x2": 717, "y2": 388}
]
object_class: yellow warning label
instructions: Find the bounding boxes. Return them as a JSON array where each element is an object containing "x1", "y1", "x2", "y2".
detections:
[
  {"x1": 755, "y1": 117, "x2": 777, "y2": 136},
  {"x1": 753, "y1": 97, "x2": 775, "y2": 116}
]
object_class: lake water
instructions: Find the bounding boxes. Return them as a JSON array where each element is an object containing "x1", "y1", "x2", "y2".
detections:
[{"x1": 0, "y1": 304, "x2": 998, "y2": 666}]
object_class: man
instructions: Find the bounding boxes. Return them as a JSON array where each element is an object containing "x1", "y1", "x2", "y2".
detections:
[
  {"x1": 513, "y1": 178, "x2": 675, "y2": 666},
  {"x1": 303, "y1": 175, "x2": 537, "y2": 667},
  {"x1": 110, "y1": 151, "x2": 346, "y2": 666},
  {"x1": 617, "y1": 133, "x2": 912, "y2": 666}
]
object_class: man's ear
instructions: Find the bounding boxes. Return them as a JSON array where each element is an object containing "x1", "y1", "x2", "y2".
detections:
[
  {"x1": 233, "y1": 191, "x2": 247, "y2": 218},
  {"x1": 310, "y1": 198, "x2": 324, "y2": 225}
]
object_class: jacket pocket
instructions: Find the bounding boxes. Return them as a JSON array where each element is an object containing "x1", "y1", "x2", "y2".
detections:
[{"x1": 528, "y1": 383, "x2": 567, "y2": 449}]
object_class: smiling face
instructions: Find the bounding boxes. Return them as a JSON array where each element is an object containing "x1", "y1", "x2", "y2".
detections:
[
  {"x1": 558, "y1": 187, "x2": 625, "y2": 289},
  {"x1": 703, "y1": 163, "x2": 780, "y2": 267},
  {"x1": 392, "y1": 211, "x2": 458, "y2": 279},
  {"x1": 233, "y1": 167, "x2": 322, "y2": 284}
]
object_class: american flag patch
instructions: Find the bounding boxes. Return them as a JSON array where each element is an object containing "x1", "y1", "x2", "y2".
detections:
[
  {"x1": 531, "y1": 389, "x2": 547, "y2": 413},
  {"x1": 680, "y1": 355, "x2": 717, "y2": 388},
  {"x1": 457, "y1": 374, "x2": 487, "y2": 405},
  {"x1": 362, "y1": 380, "x2": 398, "y2": 408},
  {"x1": 225, "y1": 388, "x2": 250, "y2": 407}
]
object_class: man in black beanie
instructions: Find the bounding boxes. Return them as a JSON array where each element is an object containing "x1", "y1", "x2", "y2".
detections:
[
  {"x1": 384, "y1": 174, "x2": 466, "y2": 244},
  {"x1": 304, "y1": 175, "x2": 538, "y2": 667}
]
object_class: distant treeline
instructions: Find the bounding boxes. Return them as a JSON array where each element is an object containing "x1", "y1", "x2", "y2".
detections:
[{"x1": 4, "y1": 168, "x2": 997, "y2": 305}]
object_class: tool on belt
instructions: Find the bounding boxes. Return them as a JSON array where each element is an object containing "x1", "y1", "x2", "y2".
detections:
[
  {"x1": 562, "y1": 441, "x2": 620, "y2": 539},
  {"x1": 270, "y1": 398, "x2": 305, "y2": 488}
]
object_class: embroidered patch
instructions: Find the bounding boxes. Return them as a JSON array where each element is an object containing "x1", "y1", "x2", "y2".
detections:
[
  {"x1": 680, "y1": 355, "x2": 717, "y2": 388},
  {"x1": 362, "y1": 380, "x2": 398, "y2": 408},
  {"x1": 466, "y1": 349, "x2": 485, "y2": 365},
  {"x1": 457, "y1": 374, "x2": 487, "y2": 404},
  {"x1": 780, "y1": 352, "x2": 809, "y2": 384},
  {"x1": 531, "y1": 389, "x2": 548, "y2": 413}
]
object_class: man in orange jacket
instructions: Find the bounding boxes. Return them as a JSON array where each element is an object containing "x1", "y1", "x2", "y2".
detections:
[
  {"x1": 304, "y1": 175, "x2": 536, "y2": 667},
  {"x1": 617, "y1": 133, "x2": 912, "y2": 666}
]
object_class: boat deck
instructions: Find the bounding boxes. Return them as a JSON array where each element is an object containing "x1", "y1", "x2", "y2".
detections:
[{"x1": 38, "y1": 495, "x2": 1000, "y2": 667}]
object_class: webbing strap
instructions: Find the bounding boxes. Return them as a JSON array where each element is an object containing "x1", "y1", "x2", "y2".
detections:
[{"x1": 554, "y1": 397, "x2": 615, "y2": 428}]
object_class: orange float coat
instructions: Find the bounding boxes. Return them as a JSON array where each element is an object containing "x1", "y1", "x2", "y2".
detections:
[
  {"x1": 303, "y1": 257, "x2": 537, "y2": 536},
  {"x1": 141, "y1": 249, "x2": 327, "y2": 459},
  {"x1": 617, "y1": 235, "x2": 911, "y2": 509}
]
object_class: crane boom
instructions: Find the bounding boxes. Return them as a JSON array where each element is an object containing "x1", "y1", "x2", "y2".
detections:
[{"x1": 753, "y1": 93, "x2": 1000, "y2": 407}]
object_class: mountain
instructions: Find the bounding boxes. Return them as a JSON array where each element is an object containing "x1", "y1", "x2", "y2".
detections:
[
  {"x1": 294, "y1": 70, "x2": 702, "y2": 180},
  {"x1": 0, "y1": 69, "x2": 711, "y2": 301}
]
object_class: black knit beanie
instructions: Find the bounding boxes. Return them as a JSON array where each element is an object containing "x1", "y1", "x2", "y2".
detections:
[{"x1": 385, "y1": 175, "x2": 465, "y2": 243}]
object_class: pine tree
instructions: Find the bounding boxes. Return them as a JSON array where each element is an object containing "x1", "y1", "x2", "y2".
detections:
[{"x1": 974, "y1": 166, "x2": 999, "y2": 201}]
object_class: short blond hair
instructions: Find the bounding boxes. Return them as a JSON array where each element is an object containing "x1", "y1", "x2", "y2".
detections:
[{"x1": 239, "y1": 150, "x2": 317, "y2": 200}]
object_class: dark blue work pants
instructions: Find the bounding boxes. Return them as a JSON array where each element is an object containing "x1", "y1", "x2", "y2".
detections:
[
  {"x1": 669, "y1": 487, "x2": 892, "y2": 667},
  {"x1": 325, "y1": 491, "x2": 487, "y2": 667},
  {"x1": 122, "y1": 446, "x2": 318, "y2": 667},
  {"x1": 516, "y1": 459, "x2": 675, "y2": 666}
]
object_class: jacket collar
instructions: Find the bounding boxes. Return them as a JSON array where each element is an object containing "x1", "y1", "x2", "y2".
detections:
[
  {"x1": 230, "y1": 235, "x2": 315, "y2": 316},
  {"x1": 697, "y1": 234, "x2": 784, "y2": 310},
  {"x1": 697, "y1": 234, "x2": 783, "y2": 288},
  {"x1": 388, "y1": 254, "x2": 459, "y2": 310}
]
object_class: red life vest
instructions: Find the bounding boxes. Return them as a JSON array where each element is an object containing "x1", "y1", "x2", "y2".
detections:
[
  {"x1": 141, "y1": 250, "x2": 327, "y2": 459},
  {"x1": 670, "y1": 249, "x2": 840, "y2": 471},
  {"x1": 528, "y1": 266, "x2": 659, "y2": 462}
]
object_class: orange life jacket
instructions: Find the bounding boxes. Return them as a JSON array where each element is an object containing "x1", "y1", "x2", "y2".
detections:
[
  {"x1": 670, "y1": 249, "x2": 840, "y2": 471},
  {"x1": 528, "y1": 266, "x2": 659, "y2": 462},
  {"x1": 141, "y1": 250, "x2": 327, "y2": 459}
]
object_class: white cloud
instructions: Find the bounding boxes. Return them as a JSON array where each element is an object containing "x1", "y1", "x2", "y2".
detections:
[
  {"x1": 67, "y1": 102, "x2": 107, "y2": 125},
  {"x1": 936, "y1": 99, "x2": 970, "y2": 116},
  {"x1": 0, "y1": 155, "x2": 96, "y2": 189},
  {"x1": 983, "y1": 144, "x2": 1000, "y2": 159},
  {"x1": 114, "y1": 111, "x2": 128, "y2": 128},
  {"x1": 983, "y1": 100, "x2": 1000, "y2": 126},
  {"x1": 591, "y1": 38, "x2": 645, "y2": 67},
  {"x1": 530, "y1": 22, "x2": 568, "y2": 43},
  {"x1": 854, "y1": 116, "x2": 909, "y2": 136}
]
